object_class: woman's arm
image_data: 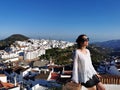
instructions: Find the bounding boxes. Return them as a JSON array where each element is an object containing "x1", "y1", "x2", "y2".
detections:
[{"x1": 71, "y1": 50, "x2": 79, "y2": 83}]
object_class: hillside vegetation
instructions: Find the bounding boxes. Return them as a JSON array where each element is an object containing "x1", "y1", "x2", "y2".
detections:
[{"x1": 40, "y1": 44, "x2": 111, "y2": 65}]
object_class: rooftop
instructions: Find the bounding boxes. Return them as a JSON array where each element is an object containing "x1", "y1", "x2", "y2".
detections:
[
  {"x1": 0, "y1": 81, "x2": 15, "y2": 89},
  {"x1": 35, "y1": 71, "x2": 50, "y2": 80}
]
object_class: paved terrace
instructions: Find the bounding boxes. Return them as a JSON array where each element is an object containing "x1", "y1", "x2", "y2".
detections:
[
  {"x1": 82, "y1": 74, "x2": 120, "y2": 90},
  {"x1": 82, "y1": 84, "x2": 120, "y2": 90}
]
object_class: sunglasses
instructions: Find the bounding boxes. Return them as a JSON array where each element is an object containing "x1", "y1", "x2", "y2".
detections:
[{"x1": 81, "y1": 37, "x2": 89, "y2": 42}]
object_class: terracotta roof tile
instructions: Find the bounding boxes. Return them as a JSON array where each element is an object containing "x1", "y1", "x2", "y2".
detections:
[{"x1": 0, "y1": 81, "x2": 14, "y2": 89}]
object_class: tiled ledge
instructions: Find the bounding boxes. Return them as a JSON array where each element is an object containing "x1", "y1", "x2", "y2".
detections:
[{"x1": 99, "y1": 75, "x2": 120, "y2": 84}]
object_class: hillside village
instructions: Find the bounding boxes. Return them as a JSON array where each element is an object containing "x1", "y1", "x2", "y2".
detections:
[
  {"x1": 0, "y1": 38, "x2": 74, "y2": 61},
  {"x1": 0, "y1": 38, "x2": 74, "y2": 90}
]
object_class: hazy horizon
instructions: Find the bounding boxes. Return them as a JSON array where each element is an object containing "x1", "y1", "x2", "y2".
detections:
[{"x1": 0, "y1": 33, "x2": 120, "y2": 43}]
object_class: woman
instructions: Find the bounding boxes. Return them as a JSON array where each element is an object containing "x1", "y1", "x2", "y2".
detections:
[{"x1": 72, "y1": 34, "x2": 105, "y2": 90}]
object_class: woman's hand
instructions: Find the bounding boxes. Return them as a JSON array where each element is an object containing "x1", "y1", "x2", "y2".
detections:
[{"x1": 96, "y1": 74, "x2": 101, "y2": 78}]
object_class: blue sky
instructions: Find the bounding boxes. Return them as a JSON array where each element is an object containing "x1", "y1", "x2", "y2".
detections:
[{"x1": 0, "y1": 0, "x2": 120, "y2": 42}]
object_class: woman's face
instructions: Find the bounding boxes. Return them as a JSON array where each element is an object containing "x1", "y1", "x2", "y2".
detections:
[{"x1": 80, "y1": 35, "x2": 89, "y2": 47}]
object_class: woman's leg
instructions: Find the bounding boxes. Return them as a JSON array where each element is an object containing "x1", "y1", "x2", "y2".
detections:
[
  {"x1": 97, "y1": 82, "x2": 106, "y2": 90},
  {"x1": 87, "y1": 85, "x2": 96, "y2": 90}
]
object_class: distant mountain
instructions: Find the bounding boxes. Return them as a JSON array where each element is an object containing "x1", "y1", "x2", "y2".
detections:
[
  {"x1": 94, "y1": 39, "x2": 120, "y2": 51},
  {"x1": 0, "y1": 34, "x2": 29, "y2": 49},
  {"x1": 4, "y1": 34, "x2": 29, "y2": 42}
]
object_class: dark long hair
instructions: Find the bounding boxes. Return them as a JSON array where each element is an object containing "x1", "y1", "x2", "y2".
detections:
[{"x1": 76, "y1": 34, "x2": 87, "y2": 49}]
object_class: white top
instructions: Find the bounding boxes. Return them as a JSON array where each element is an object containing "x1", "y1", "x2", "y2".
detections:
[{"x1": 72, "y1": 49, "x2": 97, "y2": 83}]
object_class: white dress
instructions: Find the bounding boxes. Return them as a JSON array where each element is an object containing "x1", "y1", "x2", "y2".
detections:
[{"x1": 72, "y1": 49, "x2": 97, "y2": 83}]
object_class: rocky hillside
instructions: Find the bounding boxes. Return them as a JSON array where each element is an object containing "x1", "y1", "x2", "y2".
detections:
[
  {"x1": 94, "y1": 40, "x2": 120, "y2": 50},
  {"x1": 93, "y1": 39, "x2": 120, "y2": 56}
]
